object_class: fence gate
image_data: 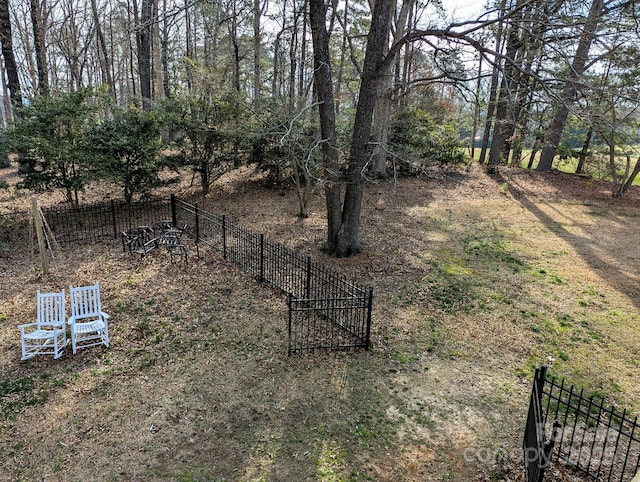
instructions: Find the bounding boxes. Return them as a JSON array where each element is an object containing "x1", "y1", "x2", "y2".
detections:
[{"x1": 287, "y1": 292, "x2": 373, "y2": 355}]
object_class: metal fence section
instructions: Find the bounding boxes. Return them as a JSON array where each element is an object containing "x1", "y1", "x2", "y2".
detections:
[
  {"x1": 526, "y1": 367, "x2": 640, "y2": 482},
  {"x1": 262, "y1": 238, "x2": 309, "y2": 296},
  {"x1": 176, "y1": 199, "x2": 372, "y2": 299},
  {"x1": 174, "y1": 198, "x2": 222, "y2": 250},
  {"x1": 6, "y1": 195, "x2": 373, "y2": 354},
  {"x1": 42, "y1": 199, "x2": 171, "y2": 245},
  {"x1": 160, "y1": 197, "x2": 373, "y2": 354},
  {"x1": 524, "y1": 367, "x2": 556, "y2": 482},
  {"x1": 225, "y1": 219, "x2": 263, "y2": 279},
  {"x1": 288, "y1": 291, "x2": 373, "y2": 354}
]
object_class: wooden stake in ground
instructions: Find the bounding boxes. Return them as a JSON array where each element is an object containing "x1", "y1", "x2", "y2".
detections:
[{"x1": 31, "y1": 196, "x2": 49, "y2": 274}]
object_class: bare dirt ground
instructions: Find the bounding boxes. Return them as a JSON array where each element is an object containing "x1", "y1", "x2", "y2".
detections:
[{"x1": 1, "y1": 163, "x2": 639, "y2": 481}]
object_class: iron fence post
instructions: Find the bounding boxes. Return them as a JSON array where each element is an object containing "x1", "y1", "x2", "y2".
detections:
[
  {"x1": 222, "y1": 215, "x2": 227, "y2": 259},
  {"x1": 171, "y1": 194, "x2": 177, "y2": 227},
  {"x1": 287, "y1": 293, "x2": 293, "y2": 356},
  {"x1": 195, "y1": 203, "x2": 200, "y2": 243},
  {"x1": 111, "y1": 200, "x2": 117, "y2": 239},
  {"x1": 306, "y1": 256, "x2": 312, "y2": 300},
  {"x1": 537, "y1": 366, "x2": 547, "y2": 404},
  {"x1": 365, "y1": 287, "x2": 373, "y2": 349}
]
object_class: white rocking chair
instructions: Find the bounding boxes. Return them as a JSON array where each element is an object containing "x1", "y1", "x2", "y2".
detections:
[
  {"x1": 68, "y1": 283, "x2": 110, "y2": 354},
  {"x1": 19, "y1": 290, "x2": 67, "y2": 360}
]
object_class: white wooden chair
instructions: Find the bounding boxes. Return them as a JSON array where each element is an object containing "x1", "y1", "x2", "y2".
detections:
[
  {"x1": 68, "y1": 283, "x2": 110, "y2": 354},
  {"x1": 19, "y1": 290, "x2": 67, "y2": 360}
]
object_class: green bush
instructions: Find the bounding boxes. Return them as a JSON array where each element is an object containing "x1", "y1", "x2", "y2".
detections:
[
  {"x1": 390, "y1": 108, "x2": 466, "y2": 172},
  {"x1": 82, "y1": 107, "x2": 164, "y2": 204},
  {"x1": 0, "y1": 88, "x2": 102, "y2": 206},
  {"x1": 163, "y1": 93, "x2": 250, "y2": 194}
]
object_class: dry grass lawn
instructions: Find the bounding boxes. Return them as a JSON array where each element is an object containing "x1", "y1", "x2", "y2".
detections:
[{"x1": 1, "y1": 163, "x2": 639, "y2": 481}]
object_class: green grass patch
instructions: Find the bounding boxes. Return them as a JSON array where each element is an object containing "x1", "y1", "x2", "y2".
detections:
[{"x1": 0, "y1": 374, "x2": 65, "y2": 419}]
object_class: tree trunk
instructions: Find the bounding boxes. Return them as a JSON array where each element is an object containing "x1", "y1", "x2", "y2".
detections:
[
  {"x1": 127, "y1": 0, "x2": 138, "y2": 99},
  {"x1": 486, "y1": 72, "x2": 512, "y2": 167},
  {"x1": 309, "y1": 0, "x2": 342, "y2": 252},
  {"x1": 537, "y1": 0, "x2": 603, "y2": 171},
  {"x1": 614, "y1": 154, "x2": 640, "y2": 198},
  {"x1": 30, "y1": 0, "x2": 48, "y2": 96},
  {"x1": 478, "y1": 0, "x2": 507, "y2": 164},
  {"x1": 229, "y1": 2, "x2": 241, "y2": 94},
  {"x1": 0, "y1": 64, "x2": 10, "y2": 127},
  {"x1": 291, "y1": 151, "x2": 311, "y2": 218},
  {"x1": 575, "y1": 127, "x2": 592, "y2": 174},
  {"x1": 372, "y1": 0, "x2": 413, "y2": 177},
  {"x1": 488, "y1": 5, "x2": 523, "y2": 168},
  {"x1": 334, "y1": 0, "x2": 349, "y2": 117},
  {"x1": 0, "y1": 0, "x2": 22, "y2": 169},
  {"x1": 298, "y1": 0, "x2": 308, "y2": 99},
  {"x1": 471, "y1": 51, "x2": 483, "y2": 160},
  {"x1": 398, "y1": 1, "x2": 415, "y2": 108},
  {"x1": 289, "y1": 0, "x2": 298, "y2": 106},
  {"x1": 161, "y1": 0, "x2": 170, "y2": 98},
  {"x1": 526, "y1": 112, "x2": 545, "y2": 169},
  {"x1": 607, "y1": 141, "x2": 618, "y2": 194},
  {"x1": 138, "y1": 0, "x2": 153, "y2": 109},
  {"x1": 151, "y1": 0, "x2": 163, "y2": 101},
  {"x1": 184, "y1": 0, "x2": 193, "y2": 93},
  {"x1": 371, "y1": 78, "x2": 392, "y2": 176},
  {"x1": 253, "y1": 0, "x2": 262, "y2": 107},
  {"x1": 334, "y1": 0, "x2": 394, "y2": 256},
  {"x1": 0, "y1": 0, "x2": 22, "y2": 107},
  {"x1": 0, "y1": 68, "x2": 8, "y2": 164},
  {"x1": 272, "y1": 30, "x2": 281, "y2": 98},
  {"x1": 526, "y1": 136, "x2": 540, "y2": 169},
  {"x1": 91, "y1": 0, "x2": 116, "y2": 102}
]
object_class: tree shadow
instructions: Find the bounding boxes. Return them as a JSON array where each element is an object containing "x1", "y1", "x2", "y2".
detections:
[{"x1": 487, "y1": 169, "x2": 640, "y2": 310}]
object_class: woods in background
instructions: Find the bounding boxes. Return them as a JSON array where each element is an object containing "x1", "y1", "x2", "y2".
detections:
[{"x1": 0, "y1": 0, "x2": 639, "y2": 254}]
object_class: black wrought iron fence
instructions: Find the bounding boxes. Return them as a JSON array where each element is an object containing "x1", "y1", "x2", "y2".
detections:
[
  {"x1": 524, "y1": 367, "x2": 558, "y2": 482},
  {"x1": 1, "y1": 199, "x2": 172, "y2": 248},
  {"x1": 26, "y1": 195, "x2": 373, "y2": 354},
  {"x1": 175, "y1": 200, "x2": 309, "y2": 295},
  {"x1": 525, "y1": 367, "x2": 640, "y2": 482},
  {"x1": 174, "y1": 198, "x2": 220, "y2": 248},
  {"x1": 288, "y1": 292, "x2": 373, "y2": 354},
  {"x1": 524, "y1": 374, "x2": 544, "y2": 482},
  {"x1": 262, "y1": 238, "x2": 308, "y2": 296},
  {"x1": 224, "y1": 219, "x2": 264, "y2": 279},
  {"x1": 176, "y1": 198, "x2": 372, "y2": 299},
  {"x1": 43, "y1": 199, "x2": 171, "y2": 245},
  {"x1": 174, "y1": 197, "x2": 373, "y2": 353}
]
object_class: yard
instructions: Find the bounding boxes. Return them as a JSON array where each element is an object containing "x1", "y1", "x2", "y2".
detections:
[{"x1": 1, "y1": 164, "x2": 639, "y2": 481}]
